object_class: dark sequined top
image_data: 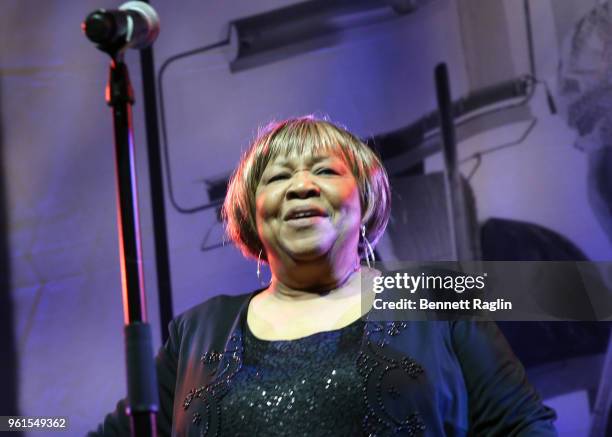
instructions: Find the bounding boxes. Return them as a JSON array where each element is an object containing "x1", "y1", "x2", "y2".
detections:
[
  {"x1": 219, "y1": 318, "x2": 367, "y2": 436},
  {"x1": 89, "y1": 293, "x2": 558, "y2": 436}
]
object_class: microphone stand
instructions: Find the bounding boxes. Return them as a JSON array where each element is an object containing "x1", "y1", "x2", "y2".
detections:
[
  {"x1": 93, "y1": 40, "x2": 159, "y2": 437},
  {"x1": 434, "y1": 63, "x2": 474, "y2": 262}
]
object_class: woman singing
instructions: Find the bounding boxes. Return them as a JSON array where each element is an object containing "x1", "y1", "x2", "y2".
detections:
[{"x1": 91, "y1": 116, "x2": 556, "y2": 436}]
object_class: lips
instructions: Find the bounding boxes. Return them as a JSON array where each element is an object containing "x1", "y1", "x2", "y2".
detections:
[{"x1": 284, "y1": 206, "x2": 328, "y2": 221}]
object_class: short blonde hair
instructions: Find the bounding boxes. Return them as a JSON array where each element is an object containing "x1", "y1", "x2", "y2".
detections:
[{"x1": 222, "y1": 116, "x2": 391, "y2": 261}]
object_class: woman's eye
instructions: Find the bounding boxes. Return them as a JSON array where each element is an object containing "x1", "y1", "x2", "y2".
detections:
[
  {"x1": 316, "y1": 168, "x2": 338, "y2": 175},
  {"x1": 268, "y1": 173, "x2": 289, "y2": 183}
]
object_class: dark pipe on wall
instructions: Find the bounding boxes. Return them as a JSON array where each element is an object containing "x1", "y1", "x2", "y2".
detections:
[{"x1": 0, "y1": 81, "x2": 22, "y2": 436}]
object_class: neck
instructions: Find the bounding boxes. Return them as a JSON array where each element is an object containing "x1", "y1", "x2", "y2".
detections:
[{"x1": 266, "y1": 254, "x2": 361, "y2": 300}]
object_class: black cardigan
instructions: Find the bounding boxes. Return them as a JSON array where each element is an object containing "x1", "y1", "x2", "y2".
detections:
[{"x1": 90, "y1": 291, "x2": 557, "y2": 436}]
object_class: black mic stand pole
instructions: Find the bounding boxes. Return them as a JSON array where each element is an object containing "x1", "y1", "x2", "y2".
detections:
[
  {"x1": 434, "y1": 63, "x2": 474, "y2": 262},
  {"x1": 91, "y1": 39, "x2": 159, "y2": 437}
]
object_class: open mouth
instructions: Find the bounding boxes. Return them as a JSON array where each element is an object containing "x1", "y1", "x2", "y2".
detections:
[{"x1": 284, "y1": 208, "x2": 328, "y2": 221}]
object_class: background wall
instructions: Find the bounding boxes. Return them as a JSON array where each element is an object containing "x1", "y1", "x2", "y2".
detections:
[{"x1": 1, "y1": 0, "x2": 610, "y2": 435}]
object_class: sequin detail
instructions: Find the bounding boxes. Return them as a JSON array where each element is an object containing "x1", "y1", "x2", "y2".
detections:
[
  {"x1": 201, "y1": 351, "x2": 223, "y2": 364},
  {"x1": 219, "y1": 318, "x2": 366, "y2": 436},
  {"x1": 387, "y1": 322, "x2": 408, "y2": 337},
  {"x1": 184, "y1": 334, "x2": 243, "y2": 435},
  {"x1": 359, "y1": 321, "x2": 426, "y2": 436},
  {"x1": 184, "y1": 317, "x2": 426, "y2": 436}
]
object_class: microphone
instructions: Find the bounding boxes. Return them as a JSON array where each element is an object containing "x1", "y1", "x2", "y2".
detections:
[{"x1": 82, "y1": 1, "x2": 160, "y2": 50}]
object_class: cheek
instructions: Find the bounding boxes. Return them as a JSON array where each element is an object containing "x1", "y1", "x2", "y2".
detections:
[
  {"x1": 336, "y1": 183, "x2": 361, "y2": 215},
  {"x1": 254, "y1": 198, "x2": 270, "y2": 235},
  {"x1": 255, "y1": 194, "x2": 265, "y2": 220},
  {"x1": 255, "y1": 194, "x2": 275, "y2": 246},
  {"x1": 255, "y1": 189, "x2": 282, "y2": 222}
]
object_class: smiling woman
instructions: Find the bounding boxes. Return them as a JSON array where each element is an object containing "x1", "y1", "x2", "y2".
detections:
[
  {"x1": 224, "y1": 116, "x2": 390, "y2": 265},
  {"x1": 257, "y1": 152, "x2": 361, "y2": 261},
  {"x1": 223, "y1": 117, "x2": 390, "y2": 342},
  {"x1": 90, "y1": 116, "x2": 557, "y2": 436}
]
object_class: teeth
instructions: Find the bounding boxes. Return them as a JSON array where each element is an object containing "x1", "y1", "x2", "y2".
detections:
[{"x1": 291, "y1": 211, "x2": 317, "y2": 219}]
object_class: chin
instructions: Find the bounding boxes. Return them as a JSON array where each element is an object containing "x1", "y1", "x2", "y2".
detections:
[
  {"x1": 285, "y1": 245, "x2": 330, "y2": 261},
  {"x1": 282, "y1": 238, "x2": 335, "y2": 261}
]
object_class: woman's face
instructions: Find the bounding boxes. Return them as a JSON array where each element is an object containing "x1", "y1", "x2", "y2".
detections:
[{"x1": 255, "y1": 151, "x2": 362, "y2": 266}]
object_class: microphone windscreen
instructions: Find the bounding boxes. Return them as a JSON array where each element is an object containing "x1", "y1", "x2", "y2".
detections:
[{"x1": 119, "y1": 1, "x2": 160, "y2": 49}]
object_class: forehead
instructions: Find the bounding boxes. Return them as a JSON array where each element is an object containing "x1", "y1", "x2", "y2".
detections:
[
  {"x1": 266, "y1": 151, "x2": 345, "y2": 167},
  {"x1": 262, "y1": 133, "x2": 354, "y2": 166}
]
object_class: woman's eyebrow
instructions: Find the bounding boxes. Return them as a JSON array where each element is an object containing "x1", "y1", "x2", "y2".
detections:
[
  {"x1": 268, "y1": 154, "x2": 341, "y2": 169},
  {"x1": 266, "y1": 158, "x2": 290, "y2": 168},
  {"x1": 305, "y1": 155, "x2": 341, "y2": 165}
]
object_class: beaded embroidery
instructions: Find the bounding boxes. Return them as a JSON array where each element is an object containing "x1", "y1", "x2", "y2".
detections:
[{"x1": 183, "y1": 319, "x2": 425, "y2": 436}]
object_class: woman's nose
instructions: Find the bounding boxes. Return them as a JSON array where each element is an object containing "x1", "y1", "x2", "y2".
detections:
[{"x1": 286, "y1": 171, "x2": 320, "y2": 200}]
